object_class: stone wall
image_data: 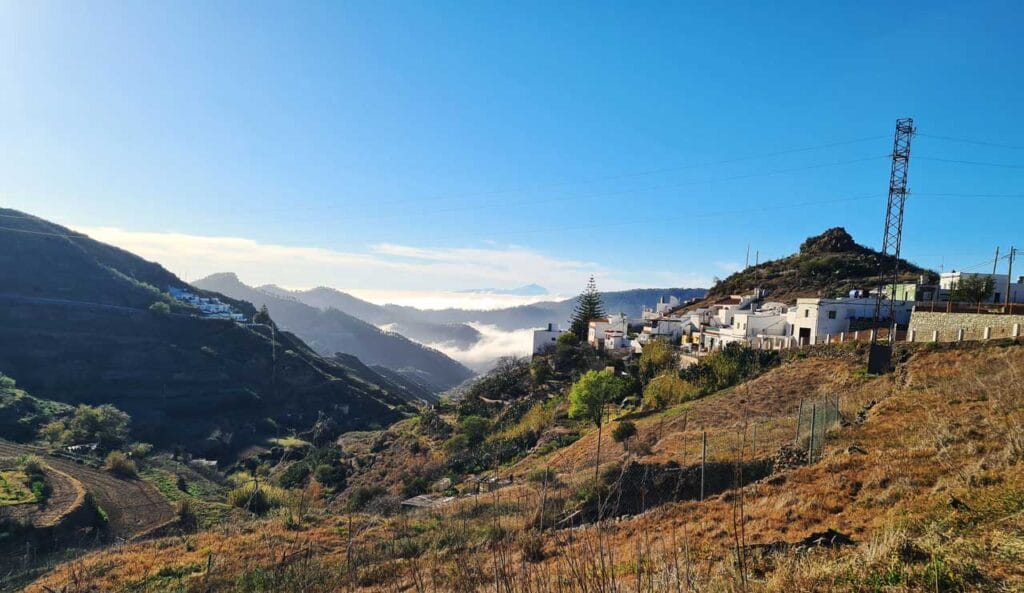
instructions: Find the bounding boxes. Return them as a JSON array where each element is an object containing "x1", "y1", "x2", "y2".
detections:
[{"x1": 908, "y1": 311, "x2": 1023, "y2": 342}]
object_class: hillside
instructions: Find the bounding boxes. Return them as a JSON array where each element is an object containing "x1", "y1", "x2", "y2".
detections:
[
  {"x1": 194, "y1": 274, "x2": 475, "y2": 395},
  {"x1": 707, "y1": 227, "x2": 935, "y2": 302},
  {"x1": 0, "y1": 209, "x2": 416, "y2": 455},
  {"x1": 27, "y1": 340, "x2": 1024, "y2": 592},
  {"x1": 261, "y1": 285, "x2": 483, "y2": 348}
]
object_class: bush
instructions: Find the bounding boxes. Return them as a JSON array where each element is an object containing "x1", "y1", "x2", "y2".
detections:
[
  {"x1": 0, "y1": 373, "x2": 15, "y2": 389},
  {"x1": 149, "y1": 301, "x2": 171, "y2": 315},
  {"x1": 457, "y1": 416, "x2": 491, "y2": 445},
  {"x1": 227, "y1": 481, "x2": 289, "y2": 515},
  {"x1": 525, "y1": 466, "x2": 557, "y2": 485},
  {"x1": 347, "y1": 485, "x2": 387, "y2": 512},
  {"x1": 313, "y1": 463, "x2": 347, "y2": 489},
  {"x1": 176, "y1": 498, "x2": 198, "y2": 530},
  {"x1": 611, "y1": 420, "x2": 637, "y2": 445},
  {"x1": 104, "y1": 451, "x2": 138, "y2": 478},
  {"x1": 40, "y1": 403, "x2": 131, "y2": 449},
  {"x1": 642, "y1": 374, "x2": 699, "y2": 409}
]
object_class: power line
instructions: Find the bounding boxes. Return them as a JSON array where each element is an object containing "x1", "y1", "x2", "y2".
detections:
[
  {"x1": 915, "y1": 156, "x2": 1024, "y2": 170},
  {"x1": 917, "y1": 132, "x2": 1024, "y2": 151}
]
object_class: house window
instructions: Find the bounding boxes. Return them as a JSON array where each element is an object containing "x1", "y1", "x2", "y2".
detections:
[
  {"x1": 827, "y1": 310, "x2": 837, "y2": 320},
  {"x1": 804, "y1": 309, "x2": 809, "y2": 318}
]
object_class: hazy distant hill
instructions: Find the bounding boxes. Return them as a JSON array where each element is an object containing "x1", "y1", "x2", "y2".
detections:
[
  {"x1": 278, "y1": 285, "x2": 707, "y2": 332},
  {"x1": 376, "y1": 287, "x2": 709, "y2": 330},
  {"x1": 194, "y1": 274, "x2": 474, "y2": 395},
  {"x1": 262, "y1": 285, "x2": 483, "y2": 348},
  {"x1": 706, "y1": 227, "x2": 934, "y2": 303},
  {"x1": 0, "y1": 208, "x2": 416, "y2": 455}
]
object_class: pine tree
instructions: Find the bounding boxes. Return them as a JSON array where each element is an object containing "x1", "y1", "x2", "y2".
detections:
[{"x1": 569, "y1": 276, "x2": 606, "y2": 339}]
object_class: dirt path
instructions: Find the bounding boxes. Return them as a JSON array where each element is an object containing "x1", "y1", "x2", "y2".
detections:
[{"x1": 0, "y1": 441, "x2": 175, "y2": 539}]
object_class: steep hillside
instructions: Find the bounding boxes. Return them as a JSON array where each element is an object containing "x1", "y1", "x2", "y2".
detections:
[
  {"x1": 0, "y1": 209, "x2": 414, "y2": 454},
  {"x1": 707, "y1": 227, "x2": 935, "y2": 302},
  {"x1": 28, "y1": 341, "x2": 1024, "y2": 592},
  {"x1": 193, "y1": 274, "x2": 475, "y2": 394}
]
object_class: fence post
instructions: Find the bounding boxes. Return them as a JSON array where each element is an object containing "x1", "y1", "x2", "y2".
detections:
[
  {"x1": 794, "y1": 399, "x2": 804, "y2": 445},
  {"x1": 1014, "y1": 323, "x2": 1021, "y2": 338},
  {"x1": 869, "y1": 328, "x2": 876, "y2": 342},
  {"x1": 932, "y1": 330, "x2": 939, "y2": 342},
  {"x1": 807, "y1": 403, "x2": 817, "y2": 464},
  {"x1": 983, "y1": 326, "x2": 992, "y2": 340},
  {"x1": 854, "y1": 330, "x2": 860, "y2": 341},
  {"x1": 957, "y1": 328, "x2": 965, "y2": 343},
  {"x1": 825, "y1": 333, "x2": 831, "y2": 345},
  {"x1": 839, "y1": 332, "x2": 845, "y2": 343},
  {"x1": 700, "y1": 431, "x2": 707, "y2": 502}
]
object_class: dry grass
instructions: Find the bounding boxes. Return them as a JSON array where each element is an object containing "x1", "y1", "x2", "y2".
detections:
[{"x1": 27, "y1": 342, "x2": 1024, "y2": 592}]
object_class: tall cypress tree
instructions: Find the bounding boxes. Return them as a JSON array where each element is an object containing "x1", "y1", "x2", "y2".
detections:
[{"x1": 570, "y1": 276, "x2": 607, "y2": 339}]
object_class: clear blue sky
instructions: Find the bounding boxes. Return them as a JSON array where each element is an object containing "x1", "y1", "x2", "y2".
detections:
[{"x1": 2, "y1": 1, "x2": 1023, "y2": 296}]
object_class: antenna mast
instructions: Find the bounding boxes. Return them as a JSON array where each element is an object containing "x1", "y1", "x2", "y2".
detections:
[{"x1": 869, "y1": 117, "x2": 915, "y2": 373}]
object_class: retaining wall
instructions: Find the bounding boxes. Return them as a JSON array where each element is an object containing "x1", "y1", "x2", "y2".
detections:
[{"x1": 907, "y1": 311, "x2": 1023, "y2": 342}]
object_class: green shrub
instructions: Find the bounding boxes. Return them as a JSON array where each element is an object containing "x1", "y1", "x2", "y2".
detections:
[
  {"x1": 525, "y1": 466, "x2": 557, "y2": 485},
  {"x1": 104, "y1": 451, "x2": 137, "y2": 478},
  {"x1": 149, "y1": 301, "x2": 171, "y2": 315},
  {"x1": 611, "y1": 420, "x2": 637, "y2": 445},
  {"x1": 347, "y1": 485, "x2": 386, "y2": 511},
  {"x1": 227, "y1": 481, "x2": 289, "y2": 515},
  {"x1": 642, "y1": 374, "x2": 698, "y2": 409}
]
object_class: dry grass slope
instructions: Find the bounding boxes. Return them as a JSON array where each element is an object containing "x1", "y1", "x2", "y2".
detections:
[{"x1": 25, "y1": 342, "x2": 1024, "y2": 592}]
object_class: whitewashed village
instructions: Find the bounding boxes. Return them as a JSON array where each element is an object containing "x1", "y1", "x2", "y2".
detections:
[{"x1": 534, "y1": 269, "x2": 1024, "y2": 364}]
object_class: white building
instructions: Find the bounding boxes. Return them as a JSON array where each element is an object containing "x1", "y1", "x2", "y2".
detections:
[
  {"x1": 788, "y1": 297, "x2": 914, "y2": 345},
  {"x1": 532, "y1": 323, "x2": 566, "y2": 354},
  {"x1": 940, "y1": 272, "x2": 1024, "y2": 304},
  {"x1": 587, "y1": 313, "x2": 630, "y2": 348},
  {"x1": 642, "y1": 295, "x2": 681, "y2": 321}
]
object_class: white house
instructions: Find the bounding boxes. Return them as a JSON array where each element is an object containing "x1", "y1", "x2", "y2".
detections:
[
  {"x1": 587, "y1": 313, "x2": 630, "y2": 348},
  {"x1": 788, "y1": 297, "x2": 914, "y2": 345},
  {"x1": 642, "y1": 295, "x2": 681, "y2": 321},
  {"x1": 940, "y1": 272, "x2": 1024, "y2": 304},
  {"x1": 532, "y1": 323, "x2": 565, "y2": 354}
]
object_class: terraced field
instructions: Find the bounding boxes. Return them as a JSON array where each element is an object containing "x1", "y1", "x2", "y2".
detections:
[{"x1": 0, "y1": 441, "x2": 174, "y2": 539}]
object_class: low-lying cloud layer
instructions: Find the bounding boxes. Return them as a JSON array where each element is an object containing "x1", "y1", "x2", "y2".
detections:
[{"x1": 425, "y1": 323, "x2": 535, "y2": 373}]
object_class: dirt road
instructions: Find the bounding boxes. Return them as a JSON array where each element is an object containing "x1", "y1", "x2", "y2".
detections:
[{"x1": 0, "y1": 441, "x2": 175, "y2": 539}]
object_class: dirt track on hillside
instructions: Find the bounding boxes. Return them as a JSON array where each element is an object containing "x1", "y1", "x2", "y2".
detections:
[{"x1": 0, "y1": 441, "x2": 174, "y2": 539}]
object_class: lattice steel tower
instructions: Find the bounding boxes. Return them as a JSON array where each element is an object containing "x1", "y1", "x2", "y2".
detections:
[{"x1": 869, "y1": 118, "x2": 914, "y2": 371}]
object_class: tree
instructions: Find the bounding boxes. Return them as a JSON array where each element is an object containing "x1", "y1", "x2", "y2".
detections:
[
  {"x1": 41, "y1": 404, "x2": 131, "y2": 449},
  {"x1": 568, "y1": 369, "x2": 626, "y2": 480},
  {"x1": 639, "y1": 339, "x2": 677, "y2": 384},
  {"x1": 610, "y1": 420, "x2": 637, "y2": 451},
  {"x1": 569, "y1": 277, "x2": 607, "y2": 340},
  {"x1": 643, "y1": 373, "x2": 699, "y2": 409},
  {"x1": 951, "y1": 274, "x2": 995, "y2": 306},
  {"x1": 253, "y1": 304, "x2": 272, "y2": 325}
]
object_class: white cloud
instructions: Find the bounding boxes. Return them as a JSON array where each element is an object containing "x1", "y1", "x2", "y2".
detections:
[
  {"x1": 77, "y1": 226, "x2": 711, "y2": 298},
  {"x1": 425, "y1": 323, "x2": 536, "y2": 373}
]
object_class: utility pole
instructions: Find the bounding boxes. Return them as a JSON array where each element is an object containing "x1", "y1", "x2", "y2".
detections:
[
  {"x1": 1006, "y1": 247, "x2": 1017, "y2": 313},
  {"x1": 745, "y1": 244, "x2": 750, "y2": 269},
  {"x1": 869, "y1": 118, "x2": 915, "y2": 374}
]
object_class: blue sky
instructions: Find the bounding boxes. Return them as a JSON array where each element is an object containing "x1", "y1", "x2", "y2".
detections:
[{"x1": 2, "y1": 1, "x2": 1023, "y2": 301}]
